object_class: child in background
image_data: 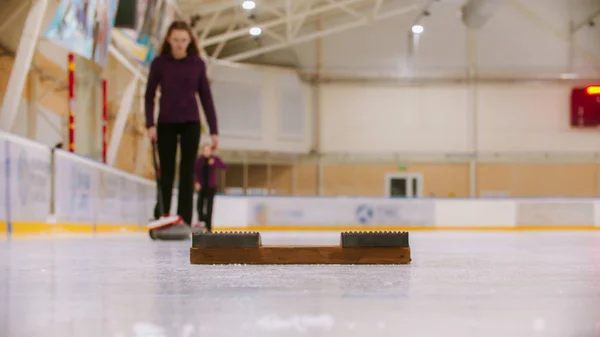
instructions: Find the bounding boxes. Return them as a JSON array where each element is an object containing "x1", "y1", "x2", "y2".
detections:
[{"x1": 193, "y1": 144, "x2": 227, "y2": 232}]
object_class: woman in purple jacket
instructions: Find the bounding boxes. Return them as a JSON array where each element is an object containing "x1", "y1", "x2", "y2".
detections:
[
  {"x1": 145, "y1": 21, "x2": 219, "y2": 227},
  {"x1": 194, "y1": 144, "x2": 227, "y2": 232}
]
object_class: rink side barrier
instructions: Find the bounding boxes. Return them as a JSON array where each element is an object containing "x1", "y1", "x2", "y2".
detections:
[
  {"x1": 211, "y1": 196, "x2": 600, "y2": 231},
  {"x1": 53, "y1": 149, "x2": 155, "y2": 234},
  {"x1": 1, "y1": 132, "x2": 52, "y2": 236},
  {"x1": 2, "y1": 131, "x2": 600, "y2": 237},
  {"x1": 0, "y1": 131, "x2": 157, "y2": 237}
]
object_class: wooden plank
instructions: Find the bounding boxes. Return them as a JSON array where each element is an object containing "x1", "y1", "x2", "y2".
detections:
[{"x1": 189, "y1": 246, "x2": 411, "y2": 265}]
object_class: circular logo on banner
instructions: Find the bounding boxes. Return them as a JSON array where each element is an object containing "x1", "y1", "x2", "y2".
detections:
[
  {"x1": 17, "y1": 149, "x2": 29, "y2": 206},
  {"x1": 355, "y1": 204, "x2": 374, "y2": 224}
]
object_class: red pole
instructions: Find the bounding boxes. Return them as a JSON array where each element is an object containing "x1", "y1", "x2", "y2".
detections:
[
  {"x1": 68, "y1": 53, "x2": 75, "y2": 152},
  {"x1": 102, "y1": 79, "x2": 107, "y2": 163}
]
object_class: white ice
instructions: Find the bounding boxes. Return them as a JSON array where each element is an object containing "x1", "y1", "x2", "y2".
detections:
[{"x1": 1, "y1": 231, "x2": 599, "y2": 337}]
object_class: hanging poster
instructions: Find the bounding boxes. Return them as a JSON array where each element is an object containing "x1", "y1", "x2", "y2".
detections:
[
  {"x1": 110, "y1": 0, "x2": 175, "y2": 65},
  {"x1": 42, "y1": 0, "x2": 119, "y2": 65},
  {"x1": 43, "y1": 0, "x2": 119, "y2": 65}
]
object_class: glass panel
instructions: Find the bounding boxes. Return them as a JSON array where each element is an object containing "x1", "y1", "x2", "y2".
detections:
[{"x1": 390, "y1": 178, "x2": 407, "y2": 197}]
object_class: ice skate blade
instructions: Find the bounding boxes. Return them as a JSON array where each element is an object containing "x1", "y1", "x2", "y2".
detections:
[{"x1": 151, "y1": 224, "x2": 191, "y2": 241}]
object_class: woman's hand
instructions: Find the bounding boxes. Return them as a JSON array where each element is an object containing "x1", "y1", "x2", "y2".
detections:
[
  {"x1": 148, "y1": 126, "x2": 157, "y2": 141},
  {"x1": 211, "y1": 134, "x2": 218, "y2": 150}
]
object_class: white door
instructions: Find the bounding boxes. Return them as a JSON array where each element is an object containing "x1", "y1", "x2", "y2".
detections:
[{"x1": 384, "y1": 172, "x2": 423, "y2": 198}]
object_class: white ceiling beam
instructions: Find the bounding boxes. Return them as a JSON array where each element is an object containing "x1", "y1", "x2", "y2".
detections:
[
  {"x1": 0, "y1": 0, "x2": 49, "y2": 131},
  {"x1": 200, "y1": 11, "x2": 222, "y2": 41},
  {"x1": 200, "y1": 0, "x2": 372, "y2": 47},
  {"x1": 372, "y1": 0, "x2": 384, "y2": 17},
  {"x1": 461, "y1": 0, "x2": 505, "y2": 29},
  {"x1": 510, "y1": 0, "x2": 600, "y2": 68},
  {"x1": 223, "y1": 3, "x2": 420, "y2": 62},
  {"x1": 571, "y1": 7, "x2": 600, "y2": 32},
  {"x1": 326, "y1": 0, "x2": 364, "y2": 19},
  {"x1": 292, "y1": 0, "x2": 315, "y2": 39},
  {"x1": 108, "y1": 45, "x2": 145, "y2": 80},
  {"x1": 241, "y1": 16, "x2": 286, "y2": 42},
  {"x1": 285, "y1": 0, "x2": 293, "y2": 41},
  {"x1": 260, "y1": 1, "x2": 285, "y2": 17},
  {"x1": 212, "y1": 20, "x2": 237, "y2": 58},
  {"x1": 165, "y1": 0, "x2": 187, "y2": 20},
  {"x1": 180, "y1": 0, "x2": 241, "y2": 17}
]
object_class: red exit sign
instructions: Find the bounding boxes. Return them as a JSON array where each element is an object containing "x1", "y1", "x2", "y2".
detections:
[
  {"x1": 587, "y1": 86, "x2": 600, "y2": 95},
  {"x1": 571, "y1": 86, "x2": 600, "y2": 127}
]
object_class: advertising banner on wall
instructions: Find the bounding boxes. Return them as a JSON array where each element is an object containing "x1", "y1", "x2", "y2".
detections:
[
  {"x1": 110, "y1": 0, "x2": 175, "y2": 65},
  {"x1": 53, "y1": 151, "x2": 98, "y2": 224},
  {"x1": 7, "y1": 141, "x2": 51, "y2": 224},
  {"x1": 247, "y1": 197, "x2": 436, "y2": 227},
  {"x1": 96, "y1": 169, "x2": 121, "y2": 224},
  {"x1": 43, "y1": 0, "x2": 119, "y2": 66}
]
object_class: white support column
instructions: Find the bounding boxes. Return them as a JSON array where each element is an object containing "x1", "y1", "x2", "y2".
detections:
[
  {"x1": 36, "y1": 105, "x2": 62, "y2": 137},
  {"x1": 467, "y1": 27, "x2": 478, "y2": 197},
  {"x1": 106, "y1": 77, "x2": 137, "y2": 166},
  {"x1": 0, "y1": 0, "x2": 49, "y2": 131},
  {"x1": 74, "y1": 57, "x2": 102, "y2": 158}
]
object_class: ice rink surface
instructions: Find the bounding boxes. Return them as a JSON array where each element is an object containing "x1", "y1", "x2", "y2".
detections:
[{"x1": 1, "y1": 230, "x2": 600, "y2": 337}]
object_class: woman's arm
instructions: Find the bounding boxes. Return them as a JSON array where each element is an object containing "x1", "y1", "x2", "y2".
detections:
[
  {"x1": 144, "y1": 58, "x2": 161, "y2": 128},
  {"x1": 213, "y1": 156, "x2": 227, "y2": 169},
  {"x1": 196, "y1": 58, "x2": 219, "y2": 135}
]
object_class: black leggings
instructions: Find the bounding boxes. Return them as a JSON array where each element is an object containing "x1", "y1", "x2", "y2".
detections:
[
  {"x1": 154, "y1": 122, "x2": 200, "y2": 225},
  {"x1": 197, "y1": 187, "x2": 216, "y2": 230}
]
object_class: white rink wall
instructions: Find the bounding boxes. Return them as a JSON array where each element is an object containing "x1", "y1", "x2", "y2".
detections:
[
  {"x1": 52, "y1": 150, "x2": 155, "y2": 227},
  {"x1": 2, "y1": 130, "x2": 600, "y2": 236},
  {"x1": 0, "y1": 131, "x2": 156, "y2": 235},
  {"x1": 212, "y1": 196, "x2": 600, "y2": 229},
  {"x1": 1, "y1": 132, "x2": 52, "y2": 229}
]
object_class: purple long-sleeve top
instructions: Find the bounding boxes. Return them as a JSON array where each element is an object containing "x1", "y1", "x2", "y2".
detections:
[
  {"x1": 144, "y1": 54, "x2": 218, "y2": 134},
  {"x1": 195, "y1": 155, "x2": 227, "y2": 188}
]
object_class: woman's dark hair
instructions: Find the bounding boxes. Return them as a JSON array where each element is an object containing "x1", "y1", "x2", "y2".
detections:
[{"x1": 159, "y1": 21, "x2": 200, "y2": 56}]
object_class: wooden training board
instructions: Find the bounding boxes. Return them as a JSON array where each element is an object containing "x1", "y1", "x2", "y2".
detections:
[{"x1": 189, "y1": 231, "x2": 411, "y2": 265}]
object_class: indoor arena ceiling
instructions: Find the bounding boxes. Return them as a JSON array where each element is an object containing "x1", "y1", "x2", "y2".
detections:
[{"x1": 176, "y1": 0, "x2": 432, "y2": 61}]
